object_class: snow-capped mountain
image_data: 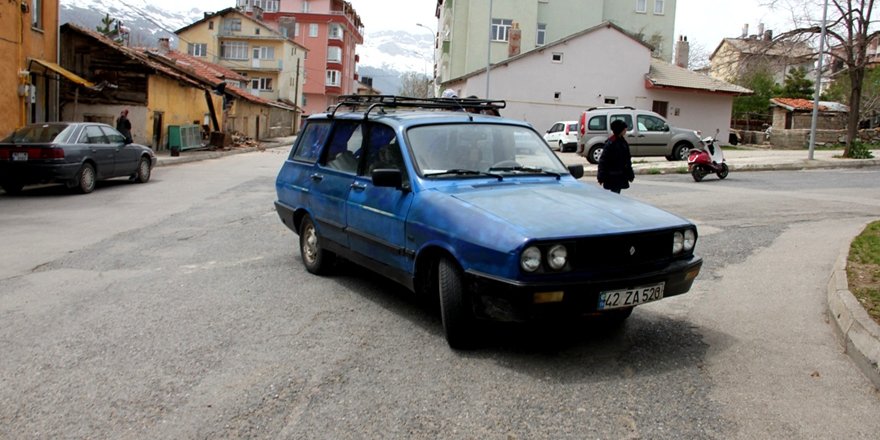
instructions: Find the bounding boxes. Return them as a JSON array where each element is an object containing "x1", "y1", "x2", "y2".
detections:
[{"x1": 59, "y1": 0, "x2": 431, "y2": 93}]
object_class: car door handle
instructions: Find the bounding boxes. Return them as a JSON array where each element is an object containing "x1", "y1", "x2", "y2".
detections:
[
  {"x1": 350, "y1": 182, "x2": 367, "y2": 191},
  {"x1": 310, "y1": 173, "x2": 324, "y2": 182},
  {"x1": 636, "y1": 135, "x2": 645, "y2": 138}
]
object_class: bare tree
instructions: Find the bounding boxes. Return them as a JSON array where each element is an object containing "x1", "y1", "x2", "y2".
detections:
[
  {"x1": 398, "y1": 72, "x2": 432, "y2": 98},
  {"x1": 769, "y1": 0, "x2": 879, "y2": 157}
]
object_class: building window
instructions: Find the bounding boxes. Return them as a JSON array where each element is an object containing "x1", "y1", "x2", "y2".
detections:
[
  {"x1": 31, "y1": 0, "x2": 42, "y2": 29},
  {"x1": 249, "y1": 0, "x2": 279, "y2": 12},
  {"x1": 223, "y1": 18, "x2": 242, "y2": 32},
  {"x1": 303, "y1": 0, "x2": 310, "y2": 12},
  {"x1": 327, "y1": 46, "x2": 342, "y2": 62},
  {"x1": 309, "y1": 24, "x2": 319, "y2": 38},
  {"x1": 635, "y1": 0, "x2": 647, "y2": 13},
  {"x1": 604, "y1": 97, "x2": 618, "y2": 105},
  {"x1": 251, "y1": 77, "x2": 273, "y2": 91},
  {"x1": 553, "y1": 92, "x2": 561, "y2": 100},
  {"x1": 209, "y1": 21, "x2": 214, "y2": 30},
  {"x1": 491, "y1": 19, "x2": 513, "y2": 42},
  {"x1": 326, "y1": 70, "x2": 341, "y2": 86},
  {"x1": 253, "y1": 46, "x2": 275, "y2": 60},
  {"x1": 654, "y1": 0, "x2": 665, "y2": 14},
  {"x1": 255, "y1": 28, "x2": 261, "y2": 35},
  {"x1": 220, "y1": 41, "x2": 249, "y2": 60},
  {"x1": 294, "y1": 23, "x2": 300, "y2": 37},
  {"x1": 536, "y1": 23, "x2": 547, "y2": 46},
  {"x1": 329, "y1": 23, "x2": 343, "y2": 40},
  {"x1": 188, "y1": 43, "x2": 208, "y2": 57},
  {"x1": 652, "y1": 100, "x2": 669, "y2": 117},
  {"x1": 551, "y1": 52, "x2": 563, "y2": 63}
]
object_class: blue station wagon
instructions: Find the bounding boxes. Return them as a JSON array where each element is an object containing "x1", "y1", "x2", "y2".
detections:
[{"x1": 275, "y1": 96, "x2": 702, "y2": 349}]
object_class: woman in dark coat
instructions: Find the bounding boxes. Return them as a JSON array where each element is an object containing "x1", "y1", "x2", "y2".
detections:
[{"x1": 597, "y1": 119, "x2": 635, "y2": 193}]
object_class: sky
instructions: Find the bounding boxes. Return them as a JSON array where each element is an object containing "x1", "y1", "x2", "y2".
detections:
[{"x1": 167, "y1": 0, "x2": 803, "y2": 56}]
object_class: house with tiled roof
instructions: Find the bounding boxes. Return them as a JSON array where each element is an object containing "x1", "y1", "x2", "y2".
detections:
[
  {"x1": 708, "y1": 27, "x2": 815, "y2": 85},
  {"x1": 769, "y1": 98, "x2": 848, "y2": 130},
  {"x1": 440, "y1": 22, "x2": 751, "y2": 144}
]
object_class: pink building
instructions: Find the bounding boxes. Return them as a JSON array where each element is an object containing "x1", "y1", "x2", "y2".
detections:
[{"x1": 237, "y1": 0, "x2": 364, "y2": 117}]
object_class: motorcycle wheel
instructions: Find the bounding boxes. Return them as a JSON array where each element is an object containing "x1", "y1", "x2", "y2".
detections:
[
  {"x1": 691, "y1": 166, "x2": 705, "y2": 182},
  {"x1": 717, "y1": 163, "x2": 729, "y2": 180}
]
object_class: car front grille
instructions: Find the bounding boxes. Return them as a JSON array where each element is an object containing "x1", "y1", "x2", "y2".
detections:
[{"x1": 569, "y1": 230, "x2": 672, "y2": 269}]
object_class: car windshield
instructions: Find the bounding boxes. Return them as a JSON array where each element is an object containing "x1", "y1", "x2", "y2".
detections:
[
  {"x1": 407, "y1": 123, "x2": 568, "y2": 177},
  {"x1": 2, "y1": 124, "x2": 74, "y2": 143}
]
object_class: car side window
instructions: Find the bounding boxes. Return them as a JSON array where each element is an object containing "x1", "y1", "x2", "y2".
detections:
[
  {"x1": 322, "y1": 121, "x2": 363, "y2": 174},
  {"x1": 588, "y1": 116, "x2": 606, "y2": 131},
  {"x1": 79, "y1": 126, "x2": 107, "y2": 144},
  {"x1": 364, "y1": 124, "x2": 404, "y2": 175},
  {"x1": 292, "y1": 120, "x2": 332, "y2": 163},
  {"x1": 609, "y1": 114, "x2": 633, "y2": 131},
  {"x1": 100, "y1": 126, "x2": 126, "y2": 144},
  {"x1": 637, "y1": 115, "x2": 666, "y2": 132}
]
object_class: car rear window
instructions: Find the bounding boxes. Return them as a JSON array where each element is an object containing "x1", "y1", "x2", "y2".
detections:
[
  {"x1": 2, "y1": 124, "x2": 74, "y2": 143},
  {"x1": 587, "y1": 116, "x2": 606, "y2": 131}
]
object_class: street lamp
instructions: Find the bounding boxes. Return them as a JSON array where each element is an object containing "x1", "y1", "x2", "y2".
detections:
[{"x1": 416, "y1": 23, "x2": 437, "y2": 95}]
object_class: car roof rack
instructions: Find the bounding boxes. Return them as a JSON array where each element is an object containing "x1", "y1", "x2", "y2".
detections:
[
  {"x1": 329, "y1": 95, "x2": 506, "y2": 119},
  {"x1": 586, "y1": 105, "x2": 635, "y2": 111}
]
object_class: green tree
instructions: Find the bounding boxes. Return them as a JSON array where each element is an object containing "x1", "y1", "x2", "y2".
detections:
[
  {"x1": 732, "y1": 67, "x2": 781, "y2": 121},
  {"x1": 823, "y1": 66, "x2": 880, "y2": 121},
  {"x1": 96, "y1": 13, "x2": 124, "y2": 44},
  {"x1": 780, "y1": 66, "x2": 815, "y2": 98}
]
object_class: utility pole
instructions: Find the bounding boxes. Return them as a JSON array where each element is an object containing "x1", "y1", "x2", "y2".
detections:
[
  {"x1": 808, "y1": 0, "x2": 829, "y2": 160},
  {"x1": 486, "y1": 0, "x2": 493, "y2": 98}
]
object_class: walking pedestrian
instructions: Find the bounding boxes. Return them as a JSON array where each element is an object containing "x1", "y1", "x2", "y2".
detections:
[
  {"x1": 597, "y1": 119, "x2": 634, "y2": 193},
  {"x1": 116, "y1": 109, "x2": 133, "y2": 144}
]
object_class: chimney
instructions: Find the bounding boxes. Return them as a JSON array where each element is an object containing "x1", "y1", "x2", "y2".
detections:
[
  {"x1": 758, "y1": 23, "x2": 765, "y2": 36},
  {"x1": 763, "y1": 29, "x2": 773, "y2": 41},
  {"x1": 674, "y1": 35, "x2": 689, "y2": 69},
  {"x1": 742, "y1": 23, "x2": 749, "y2": 38},
  {"x1": 507, "y1": 22, "x2": 521, "y2": 57},
  {"x1": 158, "y1": 37, "x2": 170, "y2": 54}
]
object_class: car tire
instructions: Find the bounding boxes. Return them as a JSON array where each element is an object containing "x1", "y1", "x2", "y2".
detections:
[
  {"x1": 74, "y1": 163, "x2": 96, "y2": 194},
  {"x1": 1, "y1": 181, "x2": 24, "y2": 195},
  {"x1": 672, "y1": 143, "x2": 691, "y2": 161},
  {"x1": 587, "y1": 145, "x2": 603, "y2": 164},
  {"x1": 558, "y1": 140, "x2": 565, "y2": 152},
  {"x1": 133, "y1": 157, "x2": 152, "y2": 184},
  {"x1": 299, "y1": 215, "x2": 335, "y2": 275},
  {"x1": 438, "y1": 256, "x2": 477, "y2": 349}
]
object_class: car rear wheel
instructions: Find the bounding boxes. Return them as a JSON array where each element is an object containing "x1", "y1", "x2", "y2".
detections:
[
  {"x1": 74, "y1": 163, "x2": 96, "y2": 194},
  {"x1": 672, "y1": 143, "x2": 691, "y2": 161},
  {"x1": 587, "y1": 145, "x2": 604, "y2": 164},
  {"x1": 134, "y1": 157, "x2": 152, "y2": 183},
  {"x1": 299, "y1": 215, "x2": 335, "y2": 275},
  {"x1": 1, "y1": 181, "x2": 24, "y2": 195},
  {"x1": 438, "y1": 256, "x2": 477, "y2": 349}
]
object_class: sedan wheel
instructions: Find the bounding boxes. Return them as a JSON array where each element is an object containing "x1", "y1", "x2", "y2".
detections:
[
  {"x1": 299, "y1": 215, "x2": 335, "y2": 275},
  {"x1": 558, "y1": 140, "x2": 565, "y2": 152},
  {"x1": 134, "y1": 157, "x2": 152, "y2": 183},
  {"x1": 75, "y1": 163, "x2": 96, "y2": 194},
  {"x1": 438, "y1": 256, "x2": 477, "y2": 349},
  {"x1": 1, "y1": 182, "x2": 24, "y2": 195}
]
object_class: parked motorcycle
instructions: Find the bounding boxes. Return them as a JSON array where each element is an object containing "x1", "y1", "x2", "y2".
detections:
[{"x1": 688, "y1": 129, "x2": 729, "y2": 182}]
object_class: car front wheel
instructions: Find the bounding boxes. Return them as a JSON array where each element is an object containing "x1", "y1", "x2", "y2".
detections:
[
  {"x1": 134, "y1": 157, "x2": 152, "y2": 183},
  {"x1": 438, "y1": 256, "x2": 477, "y2": 349},
  {"x1": 587, "y1": 145, "x2": 604, "y2": 164},
  {"x1": 299, "y1": 215, "x2": 335, "y2": 274},
  {"x1": 672, "y1": 143, "x2": 691, "y2": 161}
]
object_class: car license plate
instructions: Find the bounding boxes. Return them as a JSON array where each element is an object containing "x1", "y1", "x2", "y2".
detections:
[
  {"x1": 12, "y1": 152, "x2": 27, "y2": 161},
  {"x1": 598, "y1": 282, "x2": 665, "y2": 310}
]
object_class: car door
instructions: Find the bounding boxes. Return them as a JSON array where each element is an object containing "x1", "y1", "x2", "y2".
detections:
[
  {"x1": 308, "y1": 120, "x2": 364, "y2": 248},
  {"x1": 635, "y1": 113, "x2": 670, "y2": 156},
  {"x1": 100, "y1": 126, "x2": 137, "y2": 177},
  {"x1": 544, "y1": 123, "x2": 562, "y2": 145},
  {"x1": 276, "y1": 120, "x2": 332, "y2": 231},
  {"x1": 345, "y1": 122, "x2": 414, "y2": 272},
  {"x1": 78, "y1": 125, "x2": 115, "y2": 178}
]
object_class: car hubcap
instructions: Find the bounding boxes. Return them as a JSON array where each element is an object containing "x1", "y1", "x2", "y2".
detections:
[
  {"x1": 140, "y1": 161, "x2": 149, "y2": 179},
  {"x1": 304, "y1": 225, "x2": 318, "y2": 264},
  {"x1": 83, "y1": 168, "x2": 94, "y2": 189},
  {"x1": 593, "y1": 148, "x2": 602, "y2": 163}
]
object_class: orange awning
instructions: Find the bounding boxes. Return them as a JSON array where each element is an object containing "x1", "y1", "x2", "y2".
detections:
[{"x1": 29, "y1": 59, "x2": 95, "y2": 88}]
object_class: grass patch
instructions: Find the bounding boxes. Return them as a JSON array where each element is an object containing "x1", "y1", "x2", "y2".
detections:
[
  {"x1": 847, "y1": 221, "x2": 880, "y2": 325},
  {"x1": 646, "y1": 167, "x2": 663, "y2": 175},
  {"x1": 675, "y1": 166, "x2": 689, "y2": 174}
]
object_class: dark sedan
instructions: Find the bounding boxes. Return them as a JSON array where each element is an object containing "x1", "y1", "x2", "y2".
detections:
[{"x1": 0, "y1": 122, "x2": 157, "y2": 194}]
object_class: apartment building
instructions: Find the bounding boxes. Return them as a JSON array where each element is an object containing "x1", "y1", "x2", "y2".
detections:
[
  {"x1": 238, "y1": 0, "x2": 364, "y2": 116},
  {"x1": 175, "y1": 8, "x2": 307, "y2": 110},
  {"x1": 436, "y1": 0, "x2": 676, "y2": 84}
]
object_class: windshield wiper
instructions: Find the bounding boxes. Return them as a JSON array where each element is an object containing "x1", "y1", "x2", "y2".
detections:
[
  {"x1": 424, "y1": 169, "x2": 503, "y2": 181},
  {"x1": 487, "y1": 166, "x2": 561, "y2": 179}
]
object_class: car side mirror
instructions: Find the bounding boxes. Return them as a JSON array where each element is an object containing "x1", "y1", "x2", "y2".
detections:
[
  {"x1": 372, "y1": 168, "x2": 404, "y2": 189},
  {"x1": 663, "y1": 124, "x2": 670, "y2": 132},
  {"x1": 568, "y1": 164, "x2": 584, "y2": 179}
]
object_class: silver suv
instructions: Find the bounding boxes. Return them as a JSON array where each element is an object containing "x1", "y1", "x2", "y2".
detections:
[{"x1": 576, "y1": 106, "x2": 702, "y2": 164}]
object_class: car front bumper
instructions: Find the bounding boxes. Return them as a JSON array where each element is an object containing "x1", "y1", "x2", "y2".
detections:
[{"x1": 465, "y1": 256, "x2": 703, "y2": 322}]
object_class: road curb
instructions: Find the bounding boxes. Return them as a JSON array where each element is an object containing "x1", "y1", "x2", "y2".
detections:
[
  {"x1": 154, "y1": 144, "x2": 287, "y2": 167},
  {"x1": 827, "y1": 229, "x2": 880, "y2": 390}
]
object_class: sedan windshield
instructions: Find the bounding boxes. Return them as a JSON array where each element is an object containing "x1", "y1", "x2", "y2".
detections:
[
  {"x1": 407, "y1": 124, "x2": 568, "y2": 177},
  {"x1": 2, "y1": 124, "x2": 75, "y2": 144}
]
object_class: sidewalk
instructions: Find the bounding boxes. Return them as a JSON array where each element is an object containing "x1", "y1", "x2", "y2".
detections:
[{"x1": 156, "y1": 139, "x2": 880, "y2": 389}]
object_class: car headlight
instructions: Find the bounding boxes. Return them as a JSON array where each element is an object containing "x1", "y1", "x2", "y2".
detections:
[
  {"x1": 683, "y1": 229, "x2": 696, "y2": 251},
  {"x1": 673, "y1": 231, "x2": 684, "y2": 254},
  {"x1": 547, "y1": 245, "x2": 567, "y2": 270},
  {"x1": 521, "y1": 246, "x2": 542, "y2": 272}
]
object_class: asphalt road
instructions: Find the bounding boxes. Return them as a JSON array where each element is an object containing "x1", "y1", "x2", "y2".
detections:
[{"x1": 1, "y1": 150, "x2": 879, "y2": 439}]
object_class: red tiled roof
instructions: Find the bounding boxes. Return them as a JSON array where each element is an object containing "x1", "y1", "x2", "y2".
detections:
[
  {"x1": 770, "y1": 98, "x2": 849, "y2": 112},
  {"x1": 160, "y1": 51, "x2": 247, "y2": 85}
]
